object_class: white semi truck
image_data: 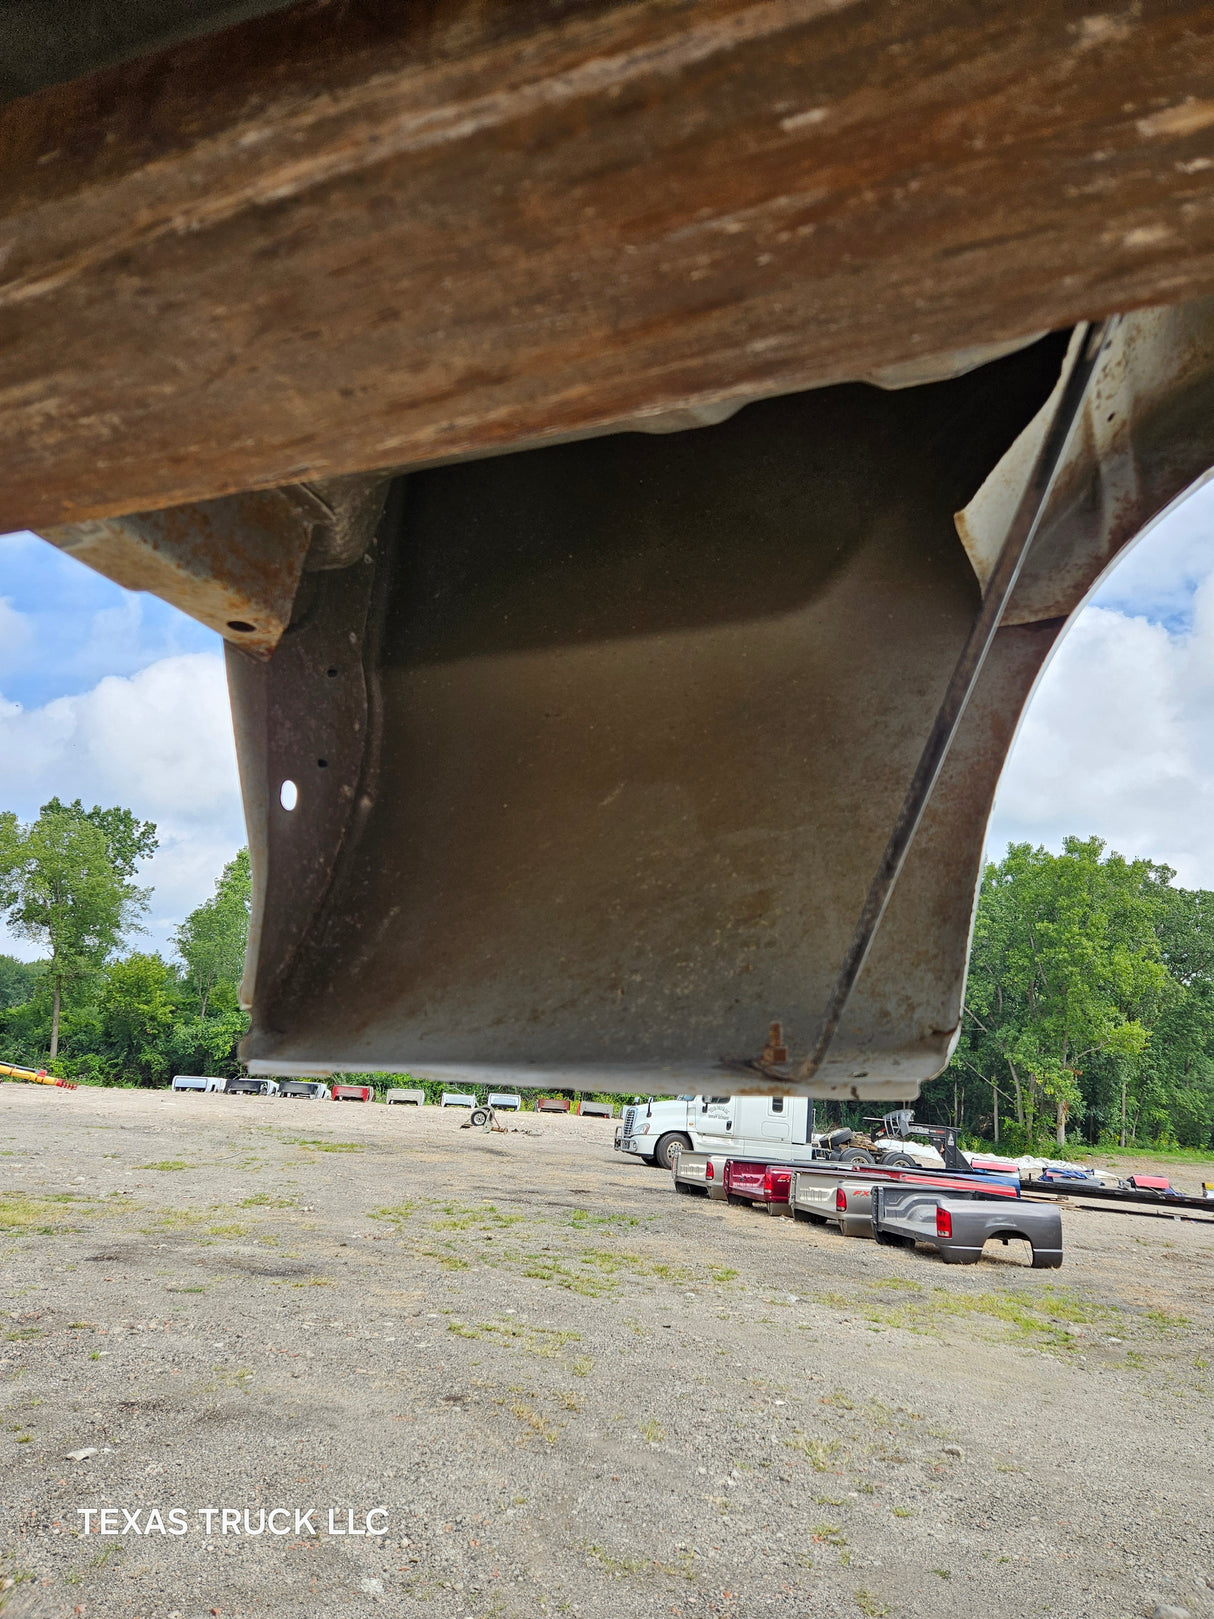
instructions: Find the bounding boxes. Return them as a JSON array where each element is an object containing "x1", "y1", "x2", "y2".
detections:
[{"x1": 614, "y1": 1096, "x2": 951, "y2": 1172}]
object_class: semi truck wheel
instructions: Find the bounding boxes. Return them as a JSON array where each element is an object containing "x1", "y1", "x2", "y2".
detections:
[
  {"x1": 838, "y1": 1147, "x2": 875, "y2": 1166},
  {"x1": 652, "y1": 1132, "x2": 691, "y2": 1170}
]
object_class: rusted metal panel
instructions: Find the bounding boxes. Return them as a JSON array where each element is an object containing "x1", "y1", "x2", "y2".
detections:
[
  {"x1": 44, "y1": 472, "x2": 388, "y2": 656},
  {"x1": 2, "y1": 0, "x2": 1214, "y2": 531},
  {"x1": 232, "y1": 301, "x2": 1214, "y2": 1095},
  {"x1": 236, "y1": 334, "x2": 1065, "y2": 1092}
]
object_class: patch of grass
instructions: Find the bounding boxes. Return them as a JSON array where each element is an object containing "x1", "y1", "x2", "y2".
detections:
[
  {"x1": 581, "y1": 1542, "x2": 694, "y2": 1581},
  {"x1": 709, "y1": 1267, "x2": 739, "y2": 1283},
  {"x1": 571, "y1": 1356, "x2": 593, "y2": 1378},
  {"x1": 239, "y1": 1194, "x2": 296, "y2": 1208},
  {"x1": 142, "y1": 1161, "x2": 189, "y2": 1172},
  {"x1": 506, "y1": 1400, "x2": 560, "y2": 1445},
  {"x1": 206, "y1": 1223, "x2": 248, "y2": 1237},
  {"x1": 0, "y1": 1194, "x2": 84, "y2": 1234},
  {"x1": 143, "y1": 1208, "x2": 196, "y2": 1230},
  {"x1": 812, "y1": 1523, "x2": 847, "y2": 1546},
  {"x1": 854, "y1": 1592, "x2": 889, "y2": 1617},
  {"x1": 891, "y1": 1506, "x2": 915, "y2": 1518},
  {"x1": 933, "y1": 1568, "x2": 951, "y2": 1580},
  {"x1": 567, "y1": 1207, "x2": 638, "y2": 1230},
  {"x1": 290, "y1": 1139, "x2": 363, "y2": 1153},
  {"x1": 166, "y1": 1287, "x2": 205, "y2": 1295},
  {"x1": 371, "y1": 1201, "x2": 420, "y2": 1225},
  {"x1": 4, "y1": 1330, "x2": 41, "y2": 1342},
  {"x1": 787, "y1": 1435, "x2": 845, "y2": 1471},
  {"x1": 446, "y1": 1317, "x2": 582, "y2": 1360},
  {"x1": 431, "y1": 1202, "x2": 527, "y2": 1232},
  {"x1": 639, "y1": 1418, "x2": 665, "y2": 1445}
]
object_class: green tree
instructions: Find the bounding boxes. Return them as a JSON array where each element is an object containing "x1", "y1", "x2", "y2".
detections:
[
  {"x1": 175, "y1": 848, "x2": 251, "y2": 1018},
  {"x1": 0, "y1": 802, "x2": 156, "y2": 1061},
  {"x1": 98, "y1": 953, "x2": 178, "y2": 1086},
  {"x1": 948, "y1": 838, "x2": 1169, "y2": 1148},
  {"x1": 0, "y1": 953, "x2": 44, "y2": 1012}
]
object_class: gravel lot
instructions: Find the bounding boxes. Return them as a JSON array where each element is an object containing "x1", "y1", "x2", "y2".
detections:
[{"x1": 1, "y1": 1084, "x2": 1212, "y2": 1619}]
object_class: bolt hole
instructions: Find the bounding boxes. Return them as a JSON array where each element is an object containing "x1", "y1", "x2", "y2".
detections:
[
  {"x1": 279, "y1": 779, "x2": 299, "y2": 812},
  {"x1": 326, "y1": 667, "x2": 339, "y2": 678},
  {"x1": 227, "y1": 620, "x2": 257, "y2": 633},
  {"x1": 317, "y1": 758, "x2": 328, "y2": 769}
]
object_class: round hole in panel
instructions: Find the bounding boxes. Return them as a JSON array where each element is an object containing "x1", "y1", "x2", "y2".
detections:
[
  {"x1": 227, "y1": 620, "x2": 257, "y2": 633},
  {"x1": 279, "y1": 779, "x2": 299, "y2": 812}
]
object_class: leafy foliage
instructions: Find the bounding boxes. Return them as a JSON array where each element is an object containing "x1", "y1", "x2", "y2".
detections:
[
  {"x1": 175, "y1": 848, "x2": 251, "y2": 1018},
  {"x1": 0, "y1": 800, "x2": 156, "y2": 1057},
  {"x1": 934, "y1": 838, "x2": 1214, "y2": 1150},
  {"x1": 0, "y1": 818, "x2": 251, "y2": 1085}
]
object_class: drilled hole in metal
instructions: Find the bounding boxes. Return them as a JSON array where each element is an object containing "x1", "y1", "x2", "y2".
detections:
[
  {"x1": 227, "y1": 620, "x2": 256, "y2": 633},
  {"x1": 326, "y1": 667, "x2": 339, "y2": 677},
  {"x1": 317, "y1": 759, "x2": 328, "y2": 769},
  {"x1": 279, "y1": 779, "x2": 299, "y2": 812}
]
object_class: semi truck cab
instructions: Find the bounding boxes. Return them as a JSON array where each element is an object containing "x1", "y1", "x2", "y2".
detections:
[{"x1": 616, "y1": 1094, "x2": 817, "y2": 1170}]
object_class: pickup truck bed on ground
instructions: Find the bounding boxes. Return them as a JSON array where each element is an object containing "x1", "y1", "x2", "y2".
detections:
[{"x1": 871, "y1": 1184, "x2": 1063, "y2": 1267}]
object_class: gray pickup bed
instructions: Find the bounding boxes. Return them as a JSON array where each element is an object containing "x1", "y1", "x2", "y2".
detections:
[
  {"x1": 671, "y1": 1150, "x2": 728, "y2": 1200},
  {"x1": 870, "y1": 1184, "x2": 1063, "y2": 1268}
]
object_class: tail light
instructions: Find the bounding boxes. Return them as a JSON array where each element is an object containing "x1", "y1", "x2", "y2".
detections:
[
  {"x1": 835, "y1": 1187, "x2": 847, "y2": 1212},
  {"x1": 705, "y1": 1162, "x2": 715, "y2": 1180},
  {"x1": 936, "y1": 1206, "x2": 952, "y2": 1239}
]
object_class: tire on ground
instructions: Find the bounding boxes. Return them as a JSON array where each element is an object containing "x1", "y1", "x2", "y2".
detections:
[{"x1": 653, "y1": 1132, "x2": 690, "y2": 1171}]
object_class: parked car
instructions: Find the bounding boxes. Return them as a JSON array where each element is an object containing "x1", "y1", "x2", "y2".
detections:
[
  {"x1": 171, "y1": 1074, "x2": 224, "y2": 1093},
  {"x1": 278, "y1": 1080, "x2": 332, "y2": 1100},
  {"x1": 870, "y1": 1183, "x2": 1063, "y2": 1267}
]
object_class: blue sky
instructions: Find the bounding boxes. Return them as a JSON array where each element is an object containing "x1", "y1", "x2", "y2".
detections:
[
  {"x1": 2, "y1": 474, "x2": 1214, "y2": 963},
  {"x1": 0, "y1": 531, "x2": 245, "y2": 961}
]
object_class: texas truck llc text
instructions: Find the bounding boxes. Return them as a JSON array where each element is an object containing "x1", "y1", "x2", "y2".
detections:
[{"x1": 76, "y1": 1507, "x2": 390, "y2": 1536}]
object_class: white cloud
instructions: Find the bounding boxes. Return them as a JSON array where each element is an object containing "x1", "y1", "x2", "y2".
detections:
[
  {"x1": 0, "y1": 595, "x2": 34, "y2": 677},
  {"x1": 0, "y1": 652, "x2": 245, "y2": 961},
  {"x1": 989, "y1": 577, "x2": 1214, "y2": 886}
]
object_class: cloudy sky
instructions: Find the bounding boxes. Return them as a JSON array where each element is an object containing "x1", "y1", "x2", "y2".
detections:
[{"x1": 2, "y1": 475, "x2": 1214, "y2": 964}]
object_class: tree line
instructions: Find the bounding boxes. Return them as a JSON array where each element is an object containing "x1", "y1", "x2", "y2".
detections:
[
  {"x1": 2, "y1": 802, "x2": 1213, "y2": 1148},
  {"x1": 922, "y1": 836, "x2": 1214, "y2": 1152},
  {"x1": 1, "y1": 798, "x2": 250, "y2": 1085}
]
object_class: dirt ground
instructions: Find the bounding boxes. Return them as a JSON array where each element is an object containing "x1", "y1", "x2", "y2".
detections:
[{"x1": 1, "y1": 1085, "x2": 1212, "y2": 1619}]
